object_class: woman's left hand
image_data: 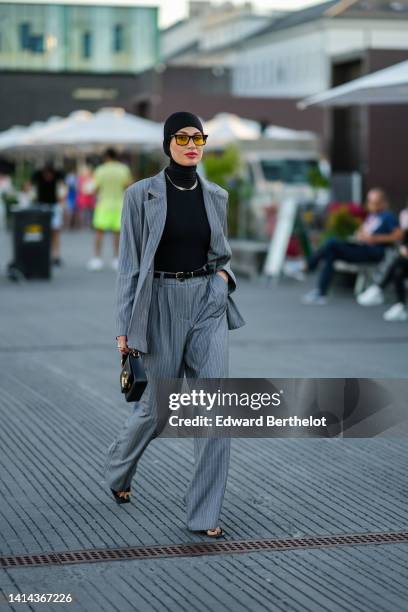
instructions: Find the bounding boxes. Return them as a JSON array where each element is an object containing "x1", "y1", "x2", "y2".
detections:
[{"x1": 217, "y1": 270, "x2": 229, "y2": 284}]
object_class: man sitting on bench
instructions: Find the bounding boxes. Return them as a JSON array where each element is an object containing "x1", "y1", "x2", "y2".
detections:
[
  {"x1": 301, "y1": 188, "x2": 400, "y2": 305},
  {"x1": 357, "y1": 205, "x2": 408, "y2": 321}
]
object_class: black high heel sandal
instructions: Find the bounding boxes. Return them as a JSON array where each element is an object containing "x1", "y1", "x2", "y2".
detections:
[
  {"x1": 198, "y1": 527, "x2": 224, "y2": 538},
  {"x1": 110, "y1": 486, "x2": 131, "y2": 504}
]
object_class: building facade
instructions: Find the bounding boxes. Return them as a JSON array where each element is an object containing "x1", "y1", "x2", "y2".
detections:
[
  {"x1": 230, "y1": 0, "x2": 408, "y2": 207},
  {"x1": 0, "y1": 1, "x2": 159, "y2": 130},
  {"x1": 0, "y1": 1, "x2": 159, "y2": 73},
  {"x1": 231, "y1": 0, "x2": 408, "y2": 99},
  {"x1": 161, "y1": 0, "x2": 281, "y2": 67}
]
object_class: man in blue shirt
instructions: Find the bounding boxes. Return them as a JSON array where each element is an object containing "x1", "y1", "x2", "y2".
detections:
[{"x1": 302, "y1": 188, "x2": 400, "y2": 304}]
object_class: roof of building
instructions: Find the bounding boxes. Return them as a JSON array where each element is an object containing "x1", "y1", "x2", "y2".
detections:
[
  {"x1": 161, "y1": 14, "x2": 278, "y2": 61},
  {"x1": 162, "y1": 0, "x2": 408, "y2": 63},
  {"x1": 162, "y1": 25, "x2": 266, "y2": 63},
  {"x1": 328, "y1": 0, "x2": 408, "y2": 18},
  {"x1": 161, "y1": 18, "x2": 188, "y2": 34},
  {"x1": 244, "y1": 0, "x2": 408, "y2": 44},
  {"x1": 245, "y1": 0, "x2": 338, "y2": 41},
  {"x1": 163, "y1": 41, "x2": 199, "y2": 62},
  {"x1": 160, "y1": 5, "x2": 273, "y2": 34}
]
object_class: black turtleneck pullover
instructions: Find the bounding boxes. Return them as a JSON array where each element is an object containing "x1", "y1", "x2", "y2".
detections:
[{"x1": 153, "y1": 158, "x2": 211, "y2": 272}]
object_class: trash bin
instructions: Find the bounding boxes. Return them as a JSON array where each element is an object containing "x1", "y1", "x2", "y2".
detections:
[{"x1": 9, "y1": 205, "x2": 52, "y2": 279}]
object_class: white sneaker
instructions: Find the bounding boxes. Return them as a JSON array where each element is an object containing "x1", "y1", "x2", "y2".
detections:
[
  {"x1": 111, "y1": 257, "x2": 119, "y2": 271},
  {"x1": 357, "y1": 285, "x2": 384, "y2": 306},
  {"x1": 301, "y1": 289, "x2": 328, "y2": 305},
  {"x1": 86, "y1": 257, "x2": 104, "y2": 271},
  {"x1": 283, "y1": 260, "x2": 306, "y2": 281},
  {"x1": 383, "y1": 302, "x2": 408, "y2": 322}
]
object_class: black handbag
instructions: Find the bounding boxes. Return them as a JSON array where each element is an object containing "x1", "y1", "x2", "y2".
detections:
[{"x1": 120, "y1": 349, "x2": 148, "y2": 402}]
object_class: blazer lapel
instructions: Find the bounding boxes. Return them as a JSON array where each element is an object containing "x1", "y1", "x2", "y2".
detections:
[
  {"x1": 142, "y1": 169, "x2": 167, "y2": 274},
  {"x1": 198, "y1": 173, "x2": 225, "y2": 260}
]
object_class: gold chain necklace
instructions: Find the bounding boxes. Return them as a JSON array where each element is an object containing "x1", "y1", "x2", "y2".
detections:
[{"x1": 165, "y1": 171, "x2": 198, "y2": 191}]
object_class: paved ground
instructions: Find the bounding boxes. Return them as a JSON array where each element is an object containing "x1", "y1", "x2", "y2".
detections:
[{"x1": 0, "y1": 226, "x2": 408, "y2": 611}]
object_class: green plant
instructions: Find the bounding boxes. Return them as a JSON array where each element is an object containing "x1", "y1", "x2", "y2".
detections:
[
  {"x1": 321, "y1": 205, "x2": 361, "y2": 243},
  {"x1": 202, "y1": 145, "x2": 242, "y2": 236},
  {"x1": 308, "y1": 165, "x2": 329, "y2": 189},
  {"x1": 202, "y1": 145, "x2": 241, "y2": 188}
]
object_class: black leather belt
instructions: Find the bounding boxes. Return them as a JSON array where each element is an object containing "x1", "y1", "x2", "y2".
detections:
[{"x1": 154, "y1": 269, "x2": 214, "y2": 281}]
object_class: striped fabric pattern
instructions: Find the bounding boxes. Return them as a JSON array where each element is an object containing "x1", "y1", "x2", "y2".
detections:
[
  {"x1": 105, "y1": 273, "x2": 231, "y2": 531},
  {"x1": 114, "y1": 168, "x2": 246, "y2": 353}
]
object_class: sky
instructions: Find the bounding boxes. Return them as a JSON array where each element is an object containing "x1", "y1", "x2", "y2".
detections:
[
  {"x1": 3, "y1": 0, "x2": 324, "y2": 28},
  {"x1": 154, "y1": 0, "x2": 323, "y2": 27}
]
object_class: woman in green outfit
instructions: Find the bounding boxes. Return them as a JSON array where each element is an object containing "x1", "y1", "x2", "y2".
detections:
[{"x1": 87, "y1": 148, "x2": 132, "y2": 271}]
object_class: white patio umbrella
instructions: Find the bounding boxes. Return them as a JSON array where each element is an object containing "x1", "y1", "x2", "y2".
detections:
[
  {"x1": 0, "y1": 126, "x2": 26, "y2": 150},
  {"x1": 22, "y1": 111, "x2": 92, "y2": 144},
  {"x1": 264, "y1": 125, "x2": 316, "y2": 140},
  {"x1": 204, "y1": 112, "x2": 261, "y2": 147},
  {"x1": 23, "y1": 107, "x2": 162, "y2": 152},
  {"x1": 299, "y1": 60, "x2": 408, "y2": 108},
  {"x1": 0, "y1": 117, "x2": 62, "y2": 151}
]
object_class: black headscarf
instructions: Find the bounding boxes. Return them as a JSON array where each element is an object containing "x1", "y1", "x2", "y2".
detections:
[{"x1": 163, "y1": 111, "x2": 204, "y2": 188}]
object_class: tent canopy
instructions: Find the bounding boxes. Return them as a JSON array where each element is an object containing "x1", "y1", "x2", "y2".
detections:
[
  {"x1": 0, "y1": 109, "x2": 320, "y2": 159},
  {"x1": 32, "y1": 108, "x2": 162, "y2": 148},
  {"x1": 0, "y1": 108, "x2": 162, "y2": 153},
  {"x1": 0, "y1": 117, "x2": 62, "y2": 151},
  {"x1": 204, "y1": 113, "x2": 316, "y2": 147},
  {"x1": 299, "y1": 60, "x2": 408, "y2": 108},
  {"x1": 264, "y1": 124, "x2": 316, "y2": 140},
  {"x1": 204, "y1": 112, "x2": 261, "y2": 147}
]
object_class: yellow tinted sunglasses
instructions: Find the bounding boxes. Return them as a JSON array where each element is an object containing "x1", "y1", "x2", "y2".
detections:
[{"x1": 171, "y1": 133, "x2": 208, "y2": 146}]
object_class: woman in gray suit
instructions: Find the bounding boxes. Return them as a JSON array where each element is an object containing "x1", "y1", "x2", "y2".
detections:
[{"x1": 103, "y1": 111, "x2": 245, "y2": 538}]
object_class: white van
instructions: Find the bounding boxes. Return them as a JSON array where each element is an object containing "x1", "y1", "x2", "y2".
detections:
[{"x1": 238, "y1": 135, "x2": 329, "y2": 240}]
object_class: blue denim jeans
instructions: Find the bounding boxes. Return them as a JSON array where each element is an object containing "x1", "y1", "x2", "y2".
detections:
[{"x1": 307, "y1": 237, "x2": 384, "y2": 296}]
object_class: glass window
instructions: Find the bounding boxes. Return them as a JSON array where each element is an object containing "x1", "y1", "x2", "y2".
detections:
[
  {"x1": 260, "y1": 160, "x2": 284, "y2": 182},
  {"x1": 260, "y1": 160, "x2": 318, "y2": 184},
  {"x1": 19, "y1": 22, "x2": 31, "y2": 50},
  {"x1": 113, "y1": 24, "x2": 124, "y2": 53},
  {"x1": 82, "y1": 31, "x2": 92, "y2": 58},
  {"x1": 30, "y1": 34, "x2": 44, "y2": 54}
]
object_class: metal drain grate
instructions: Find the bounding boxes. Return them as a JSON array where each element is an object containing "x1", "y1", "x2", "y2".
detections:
[{"x1": 2, "y1": 532, "x2": 408, "y2": 568}]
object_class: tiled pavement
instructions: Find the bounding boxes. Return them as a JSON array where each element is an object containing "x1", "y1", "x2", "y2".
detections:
[{"x1": 0, "y1": 227, "x2": 407, "y2": 611}]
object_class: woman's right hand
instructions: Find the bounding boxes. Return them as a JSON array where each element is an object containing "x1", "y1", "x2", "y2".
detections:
[{"x1": 116, "y1": 335, "x2": 129, "y2": 356}]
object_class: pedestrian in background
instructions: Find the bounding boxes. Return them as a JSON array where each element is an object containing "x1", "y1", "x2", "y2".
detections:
[
  {"x1": 103, "y1": 111, "x2": 245, "y2": 537},
  {"x1": 76, "y1": 162, "x2": 96, "y2": 229},
  {"x1": 32, "y1": 162, "x2": 65, "y2": 266},
  {"x1": 16, "y1": 179, "x2": 34, "y2": 209},
  {"x1": 87, "y1": 149, "x2": 132, "y2": 271},
  {"x1": 64, "y1": 167, "x2": 78, "y2": 230}
]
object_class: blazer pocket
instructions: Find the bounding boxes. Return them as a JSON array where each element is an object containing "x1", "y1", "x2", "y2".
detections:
[
  {"x1": 210, "y1": 273, "x2": 229, "y2": 315},
  {"x1": 214, "y1": 272, "x2": 229, "y2": 291}
]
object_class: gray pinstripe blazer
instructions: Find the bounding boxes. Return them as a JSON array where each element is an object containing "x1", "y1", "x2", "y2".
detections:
[{"x1": 115, "y1": 167, "x2": 246, "y2": 353}]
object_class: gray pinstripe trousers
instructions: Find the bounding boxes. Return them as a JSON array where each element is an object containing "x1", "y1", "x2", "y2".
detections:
[{"x1": 103, "y1": 271, "x2": 230, "y2": 530}]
